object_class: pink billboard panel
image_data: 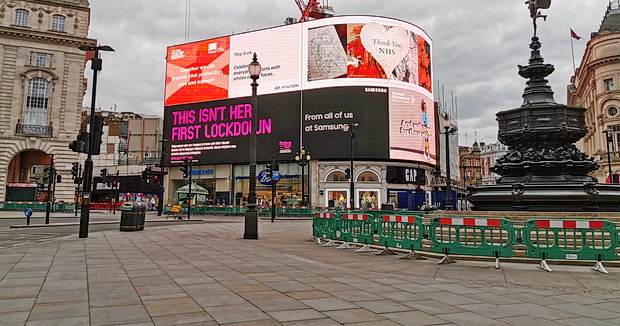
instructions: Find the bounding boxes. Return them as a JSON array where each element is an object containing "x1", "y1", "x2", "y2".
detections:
[
  {"x1": 389, "y1": 88, "x2": 436, "y2": 164},
  {"x1": 165, "y1": 36, "x2": 231, "y2": 106}
]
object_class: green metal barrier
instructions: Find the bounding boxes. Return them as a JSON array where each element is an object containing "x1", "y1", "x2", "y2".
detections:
[
  {"x1": 429, "y1": 217, "x2": 516, "y2": 264},
  {"x1": 378, "y1": 214, "x2": 426, "y2": 252},
  {"x1": 523, "y1": 219, "x2": 618, "y2": 261},
  {"x1": 313, "y1": 212, "x2": 339, "y2": 240},
  {"x1": 339, "y1": 213, "x2": 375, "y2": 247}
]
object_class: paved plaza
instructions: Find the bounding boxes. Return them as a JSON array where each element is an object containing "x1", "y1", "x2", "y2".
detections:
[{"x1": 0, "y1": 218, "x2": 618, "y2": 326}]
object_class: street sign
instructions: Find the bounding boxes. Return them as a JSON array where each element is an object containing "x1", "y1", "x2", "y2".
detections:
[
  {"x1": 271, "y1": 171, "x2": 281, "y2": 182},
  {"x1": 24, "y1": 208, "x2": 32, "y2": 218}
]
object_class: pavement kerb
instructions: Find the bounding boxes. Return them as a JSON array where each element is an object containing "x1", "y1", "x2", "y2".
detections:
[
  {"x1": 323, "y1": 239, "x2": 620, "y2": 268},
  {"x1": 9, "y1": 219, "x2": 204, "y2": 228}
]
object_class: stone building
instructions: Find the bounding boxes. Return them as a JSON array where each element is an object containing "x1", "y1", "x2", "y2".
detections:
[
  {"x1": 0, "y1": 0, "x2": 94, "y2": 201},
  {"x1": 570, "y1": 2, "x2": 620, "y2": 183},
  {"x1": 459, "y1": 142, "x2": 482, "y2": 189},
  {"x1": 480, "y1": 142, "x2": 508, "y2": 185}
]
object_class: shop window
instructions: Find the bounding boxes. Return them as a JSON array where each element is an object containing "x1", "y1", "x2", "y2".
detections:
[
  {"x1": 327, "y1": 190, "x2": 348, "y2": 208},
  {"x1": 326, "y1": 171, "x2": 347, "y2": 181},
  {"x1": 357, "y1": 171, "x2": 379, "y2": 182},
  {"x1": 15, "y1": 9, "x2": 29, "y2": 27},
  {"x1": 359, "y1": 191, "x2": 379, "y2": 209}
]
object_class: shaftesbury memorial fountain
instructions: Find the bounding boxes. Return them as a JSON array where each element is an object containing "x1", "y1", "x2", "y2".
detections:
[{"x1": 468, "y1": 0, "x2": 620, "y2": 211}]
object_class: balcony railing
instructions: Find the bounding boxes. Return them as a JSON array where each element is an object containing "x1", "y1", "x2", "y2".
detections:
[{"x1": 15, "y1": 123, "x2": 53, "y2": 136}]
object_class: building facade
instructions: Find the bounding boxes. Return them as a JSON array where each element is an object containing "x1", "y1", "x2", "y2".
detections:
[
  {"x1": 0, "y1": 0, "x2": 94, "y2": 202},
  {"x1": 570, "y1": 2, "x2": 620, "y2": 183},
  {"x1": 459, "y1": 142, "x2": 482, "y2": 189},
  {"x1": 480, "y1": 142, "x2": 508, "y2": 185}
]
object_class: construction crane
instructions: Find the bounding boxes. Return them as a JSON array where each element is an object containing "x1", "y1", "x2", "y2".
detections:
[{"x1": 286, "y1": 0, "x2": 334, "y2": 24}]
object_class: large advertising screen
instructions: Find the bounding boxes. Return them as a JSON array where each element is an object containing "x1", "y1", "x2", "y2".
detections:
[{"x1": 164, "y1": 16, "x2": 435, "y2": 166}]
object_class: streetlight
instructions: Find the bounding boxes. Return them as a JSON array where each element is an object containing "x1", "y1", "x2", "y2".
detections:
[
  {"x1": 244, "y1": 53, "x2": 261, "y2": 240},
  {"x1": 442, "y1": 114, "x2": 457, "y2": 210},
  {"x1": 78, "y1": 44, "x2": 114, "y2": 238},
  {"x1": 295, "y1": 149, "x2": 311, "y2": 206},
  {"x1": 157, "y1": 138, "x2": 168, "y2": 216},
  {"x1": 347, "y1": 123, "x2": 359, "y2": 210},
  {"x1": 603, "y1": 127, "x2": 613, "y2": 183}
]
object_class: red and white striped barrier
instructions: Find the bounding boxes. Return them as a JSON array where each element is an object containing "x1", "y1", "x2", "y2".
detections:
[
  {"x1": 316, "y1": 213, "x2": 334, "y2": 219},
  {"x1": 383, "y1": 215, "x2": 417, "y2": 223},
  {"x1": 439, "y1": 217, "x2": 502, "y2": 227},
  {"x1": 534, "y1": 220, "x2": 604, "y2": 229},
  {"x1": 342, "y1": 213, "x2": 369, "y2": 221}
]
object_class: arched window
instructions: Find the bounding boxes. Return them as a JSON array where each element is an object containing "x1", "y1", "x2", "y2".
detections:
[
  {"x1": 326, "y1": 171, "x2": 347, "y2": 181},
  {"x1": 25, "y1": 78, "x2": 50, "y2": 126},
  {"x1": 51, "y1": 15, "x2": 65, "y2": 32},
  {"x1": 357, "y1": 171, "x2": 379, "y2": 182},
  {"x1": 15, "y1": 9, "x2": 29, "y2": 27}
]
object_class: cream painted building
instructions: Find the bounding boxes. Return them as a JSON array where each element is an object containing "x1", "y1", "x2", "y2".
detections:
[
  {"x1": 570, "y1": 2, "x2": 620, "y2": 183},
  {"x1": 0, "y1": 0, "x2": 94, "y2": 201}
]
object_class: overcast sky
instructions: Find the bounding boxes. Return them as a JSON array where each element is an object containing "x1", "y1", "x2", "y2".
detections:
[{"x1": 86, "y1": 0, "x2": 612, "y2": 146}]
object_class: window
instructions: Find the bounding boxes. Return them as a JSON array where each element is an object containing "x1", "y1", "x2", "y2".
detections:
[
  {"x1": 326, "y1": 171, "x2": 347, "y2": 182},
  {"x1": 604, "y1": 78, "x2": 614, "y2": 92},
  {"x1": 28, "y1": 52, "x2": 54, "y2": 67},
  {"x1": 357, "y1": 171, "x2": 379, "y2": 182},
  {"x1": 51, "y1": 15, "x2": 65, "y2": 32},
  {"x1": 15, "y1": 9, "x2": 29, "y2": 26},
  {"x1": 610, "y1": 125, "x2": 620, "y2": 152},
  {"x1": 25, "y1": 78, "x2": 50, "y2": 126},
  {"x1": 608, "y1": 107, "x2": 618, "y2": 117}
]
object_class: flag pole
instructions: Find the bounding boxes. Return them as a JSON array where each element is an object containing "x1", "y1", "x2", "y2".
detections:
[{"x1": 570, "y1": 28, "x2": 577, "y2": 75}]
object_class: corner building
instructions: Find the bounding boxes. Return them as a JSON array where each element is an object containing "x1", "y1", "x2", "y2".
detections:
[
  {"x1": 164, "y1": 16, "x2": 437, "y2": 209},
  {"x1": 570, "y1": 3, "x2": 620, "y2": 183},
  {"x1": 0, "y1": 0, "x2": 94, "y2": 201}
]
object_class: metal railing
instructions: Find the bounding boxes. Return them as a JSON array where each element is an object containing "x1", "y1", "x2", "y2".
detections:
[{"x1": 15, "y1": 123, "x2": 53, "y2": 136}]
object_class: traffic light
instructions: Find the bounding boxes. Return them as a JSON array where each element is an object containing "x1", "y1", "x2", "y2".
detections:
[
  {"x1": 43, "y1": 165, "x2": 51, "y2": 184},
  {"x1": 180, "y1": 160, "x2": 189, "y2": 178},
  {"x1": 69, "y1": 132, "x2": 89, "y2": 153},
  {"x1": 265, "y1": 163, "x2": 273, "y2": 179},
  {"x1": 100, "y1": 168, "x2": 108, "y2": 178},
  {"x1": 71, "y1": 162, "x2": 79, "y2": 180},
  {"x1": 90, "y1": 115, "x2": 104, "y2": 155},
  {"x1": 152, "y1": 174, "x2": 161, "y2": 186},
  {"x1": 142, "y1": 167, "x2": 152, "y2": 183},
  {"x1": 112, "y1": 179, "x2": 118, "y2": 187},
  {"x1": 345, "y1": 168, "x2": 351, "y2": 180},
  {"x1": 56, "y1": 174, "x2": 62, "y2": 183}
]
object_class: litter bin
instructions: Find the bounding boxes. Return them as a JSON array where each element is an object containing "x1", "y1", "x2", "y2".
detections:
[{"x1": 119, "y1": 201, "x2": 146, "y2": 231}]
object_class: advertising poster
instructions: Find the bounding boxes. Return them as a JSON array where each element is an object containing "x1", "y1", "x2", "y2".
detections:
[
  {"x1": 228, "y1": 24, "x2": 302, "y2": 98},
  {"x1": 164, "y1": 92, "x2": 300, "y2": 165},
  {"x1": 301, "y1": 87, "x2": 389, "y2": 160},
  {"x1": 307, "y1": 22, "x2": 421, "y2": 87},
  {"x1": 388, "y1": 87, "x2": 436, "y2": 164},
  {"x1": 165, "y1": 36, "x2": 231, "y2": 106}
]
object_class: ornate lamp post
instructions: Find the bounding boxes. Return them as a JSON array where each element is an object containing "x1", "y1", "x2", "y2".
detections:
[
  {"x1": 442, "y1": 114, "x2": 457, "y2": 210},
  {"x1": 295, "y1": 149, "x2": 311, "y2": 206},
  {"x1": 603, "y1": 128, "x2": 614, "y2": 183},
  {"x1": 78, "y1": 44, "x2": 114, "y2": 238},
  {"x1": 244, "y1": 53, "x2": 261, "y2": 240}
]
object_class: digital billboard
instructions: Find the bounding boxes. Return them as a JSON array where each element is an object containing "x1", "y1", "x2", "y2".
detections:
[{"x1": 164, "y1": 16, "x2": 435, "y2": 166}]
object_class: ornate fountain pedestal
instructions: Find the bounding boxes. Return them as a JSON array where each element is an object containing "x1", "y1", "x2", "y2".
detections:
[{"x1": 468, "y1": 36, "x2": 620, "y2": 211}]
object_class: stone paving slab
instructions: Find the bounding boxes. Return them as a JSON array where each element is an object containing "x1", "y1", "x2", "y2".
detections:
[{"x1": 0, "y1": 219, "x2": 618, "y2": 325}]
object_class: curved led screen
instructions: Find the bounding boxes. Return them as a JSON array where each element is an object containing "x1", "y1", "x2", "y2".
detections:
[{"x1": 164, "y1": 16, "x2": 435, "y2": 166}]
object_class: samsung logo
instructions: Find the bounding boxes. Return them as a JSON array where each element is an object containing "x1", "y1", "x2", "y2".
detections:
[{"x1": 365, "y1": 87, "x2": 387, "y2": 93}]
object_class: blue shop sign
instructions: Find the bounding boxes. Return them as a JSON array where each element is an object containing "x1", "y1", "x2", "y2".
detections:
[
  {"x1": 191, "y1": 169, "x2": 214, "y2": 176},
  {"x1": 258, "y1": 170, "x2": 273, "y2": 185}
]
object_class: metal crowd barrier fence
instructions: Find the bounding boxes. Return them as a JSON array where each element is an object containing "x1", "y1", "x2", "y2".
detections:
[
  {"x1": 428, "y1": 217, "x2": 516, "y2": 267},
  {"x1": 522, "y1": 219, "x2": 618, "y2": 273},
  {"x1": 378, "y1": 214, "x2": 427, "y2": 259}
]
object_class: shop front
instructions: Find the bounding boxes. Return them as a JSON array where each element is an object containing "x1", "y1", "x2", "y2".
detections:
[
  {"x1": 167, "y1": 164, "x2": 231, "y2": 205},
  {"x1": 232, "y1": 162, "x2": 306, "y2": 207}
]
